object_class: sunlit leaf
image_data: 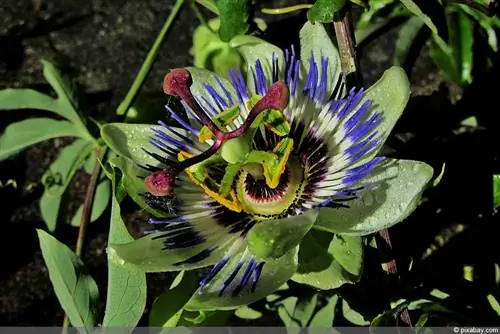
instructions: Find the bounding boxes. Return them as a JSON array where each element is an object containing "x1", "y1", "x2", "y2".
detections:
[
  {"x1": 37, "y1": 229, "x2": 99, "y2": 328},
  {"x1": 39, "y1": 139, "x2": 92, "y2": 231},
  {"x1": 310, "y1": 295, "x2": 339, "y2": 327},
  {"x1": 234, "y1": 306, "x2": 262, "y2": 320},
  {"x1": 342, "y1": 298, "x2": 369, "y2": 325},
  {"x1": 102, "y1": 171, "x2": 147, "y2": 328},
  {"x1": 0, "y1": 118, "x2": 81, "y2": 160},
  {"x1": 292, "y1": 230, "x2": 361, "y2": 289},
  {"x1": 494, "y1": 174, "x2": 500, "y2": 210}
]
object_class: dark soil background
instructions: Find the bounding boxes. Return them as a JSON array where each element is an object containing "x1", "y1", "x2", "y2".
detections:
[{"x1": 1, "y1": 0, "x2": 499, "y2": 327}]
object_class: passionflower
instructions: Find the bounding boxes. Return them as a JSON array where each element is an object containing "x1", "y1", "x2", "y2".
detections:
[{"x1": 103, "y1": 22, "x2": 433, "y2": 310}]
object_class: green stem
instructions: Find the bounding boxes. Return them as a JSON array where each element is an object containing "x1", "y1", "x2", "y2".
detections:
[{"x1": 116, "y1": 0, "x2": 185, "y2": 116}]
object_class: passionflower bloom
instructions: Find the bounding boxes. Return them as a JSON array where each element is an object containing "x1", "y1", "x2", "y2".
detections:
[{"x1": 105, "y1": 22, "x2": 433, "y2": 310}]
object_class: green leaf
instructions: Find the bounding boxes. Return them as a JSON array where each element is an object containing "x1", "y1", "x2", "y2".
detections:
[
  {"x1": 315, "y1": 159, "x2": 433, "y2": 235},
  {"x1": 494, "y1": 174, "x2": 500, "y2": 210},
  {"x1": 39, "y1": 139, "x2": 93, "y2": 231},
  {"x1": 293, "y1": 293, "x2": 318, "y2": 326},
  {"x1": 399, "y1": 0, "x2": 447, "y2": 47},
  {"x1": 196, "y1": 0, "x2": 219, "y2": 14},
  {"x1": 330, "y1": 234, "x2": 364, "y2": 276},
  {"x1": 429, "y1": 37, "x2": 459, "y2": 83},
  {"x1": 101, "y1": 123, "x2": 161, "y2": 167},
  {"x1": 277, "y1": 297, "x2": 300, "y2": 327},
  {"x1": 310, "y1": 295, "x2": 338, "y2": 327},
  {"x1": 299, "y1": 21, "x2": 344, "y2": 99},
  {"x1": 246, "y1": 209, "x2": 318, "y2": 260},
  {"x1": 458, "y1": 3, "x2": 500, "y2": 52},
  {"x1": 36, "y1": 229, "x2": 99, "y2": 329},
  {"x1": 234, "y1": 306, "x2": 262, "y2": 320},
  {"x1": 211, "y1": 46, "x2": 244, "y2": 77},
  {"x1": 307, "y1": 0, "x2": 346, "y2": 23},
  {"x1": 446, "y1": 9, "x2": 474, "y2": 84},
  {"x1": 0, "y1": 89, "x2": 60, "y2": 114},
  {"x1": 215, "y1": 0, "x2": 249, "y2": 42},
  {"x1": 292, "y1": 230, "x2": 361, "y2": 289},
  {"x1": 149, "y1": 271, "x2": 200, "y2": 327},
  {"x1": 102, "y1": 171, "x2": 147, "y2": 328},
  {"x1": 40, "y1": 59, "x2": 83, "y2": 125},
  {"x1": 192, "y1": 19, "x2": 243, "y2": 78},
  {"x1": 342, "y1": 298, "x2": 369, "y2": 325},
  {"x1": 394, "y1": 16, "x2": 425, "y2": 66},
  {"x1": 70, "y1": 178, "x2": 111, "y2": 226},
  {"x1": 0, "y1": 118, "x2": 81, "y2": 160},
  {"x1": 185, "y1": 247, "x2": 299, "y2": 311}
]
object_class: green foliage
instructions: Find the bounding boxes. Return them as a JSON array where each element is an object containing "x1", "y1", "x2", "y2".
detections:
[
  {"x1": 37, "y1": 229, "x2": 100, "y2": 329},
  {"x1": 101, "y1": 167, "x2": 147, "y2": 328},
  {"x1": 292, "y1": 230, "x2": 363, "y2": 289},
  {"x1": 214, "y1": 0, "x2": 249, "y2": 42},
  {"x1": 357, "y1": 0, "x2": 500, "y2": 86},
  {"x1": 307, "y1": 0, "x2": 347, "y2": 23}
]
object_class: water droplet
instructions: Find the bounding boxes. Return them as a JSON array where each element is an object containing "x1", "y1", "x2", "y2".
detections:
[
  {"x1": 375, "y1": 192, "x2": 385, "y2": 204},
  {"x1": 386, "y1": 166, "x2": 398, "y2": 178},
  {"x1": 412, "y1": 163, "x2": 421, "y2": 173}
]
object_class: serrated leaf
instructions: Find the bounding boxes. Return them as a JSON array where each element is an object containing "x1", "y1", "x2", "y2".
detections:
[
  {"x1": 102, "y1": 171, "x2": 147, "y2": 328},
  {"x1": 37, "y1": 229, "x2": 99, "y2": 329},
  {"x1": 215, "y1": 0, "x2": 249, "y2": 42},
  {"x1": 0, "y1": 118, "x2": 82, "y2": 160},
  {"x1": 307, "y1": 0, "x2": 346, "y2": 23},
  {"x1": 70, "y1": 178, "x2": 111, "y2": 226},
  {"x1": 39, "y1": 139, "x2": 93, "y2": 231}
]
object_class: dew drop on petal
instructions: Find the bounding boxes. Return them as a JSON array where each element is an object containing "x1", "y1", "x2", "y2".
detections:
[
  {"x1": 387, "y1": 166, "x2": 398, "y2": 178},
  {"x1": 412, "y1": 163, "x2": 421, "y2": 174}
]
